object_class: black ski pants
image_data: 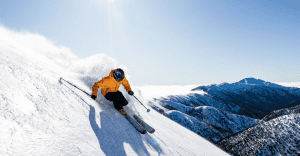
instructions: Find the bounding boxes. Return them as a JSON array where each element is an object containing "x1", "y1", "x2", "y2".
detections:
[{"x1": 104, "y1": 91, "x2": 128, "y2": 110}]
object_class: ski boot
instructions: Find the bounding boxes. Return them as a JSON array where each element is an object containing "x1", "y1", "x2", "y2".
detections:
[{"x1": 119, "y1": 109, "x2": 126, "y2": 115}]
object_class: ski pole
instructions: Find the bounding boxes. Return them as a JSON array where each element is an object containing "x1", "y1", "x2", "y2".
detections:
[
  {"x1": 60, "y1": 77, "x2": 91, "y2": 96},
  {"x1": 133, "y1": 95, "x2": 150, "y2": 112}
]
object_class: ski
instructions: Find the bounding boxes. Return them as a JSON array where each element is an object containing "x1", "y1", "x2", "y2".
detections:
[
  {"x1": 124, "y1": 113, "x2": 147, "y2": 134},
  {"x1": 133, "y1": 115, "x2": 155, "y2": 134}
]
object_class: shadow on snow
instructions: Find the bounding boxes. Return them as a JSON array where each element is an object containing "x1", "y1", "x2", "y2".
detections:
[{"x1": 89, "y1": 105, "x2": 163, "y2": 156}]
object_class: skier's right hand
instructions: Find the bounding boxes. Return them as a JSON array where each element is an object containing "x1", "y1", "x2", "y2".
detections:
[
  {"x1": 128, "y1": 91, "x2": 134, "y2": 96},
  {"x1": 91, "y1": 95, "x2": 97, "y2": 100}
]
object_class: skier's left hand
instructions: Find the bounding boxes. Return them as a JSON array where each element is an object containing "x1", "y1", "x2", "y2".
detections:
[
  {"x1": 128, "y1": 91, "x2": 134, "y2": 96},
  {"x1": 91, "y1": 95, "x2": 97, "y2": 100}
]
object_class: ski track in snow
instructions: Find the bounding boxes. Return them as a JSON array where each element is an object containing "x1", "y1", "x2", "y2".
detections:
[{"x1": 0, "y1": 27, "x2": 229, "y2": 156}]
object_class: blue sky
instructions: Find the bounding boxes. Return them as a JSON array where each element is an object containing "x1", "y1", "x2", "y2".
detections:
[{"x1": 1, "y1": 0, "x2": 300, "y2": 86}]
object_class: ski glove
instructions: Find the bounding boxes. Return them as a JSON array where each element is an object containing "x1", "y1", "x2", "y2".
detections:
[
  {"x1": 128, "y1": 91, "x2": 134, "y2": 96},
  {"x1": 91, "y1": 95, "x2": 97, "y2": 100}
]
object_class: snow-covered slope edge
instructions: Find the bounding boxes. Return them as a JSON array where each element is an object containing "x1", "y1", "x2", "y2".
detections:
[{"x1": 0, "y1": 27, "x2": 229, "y2": 156}]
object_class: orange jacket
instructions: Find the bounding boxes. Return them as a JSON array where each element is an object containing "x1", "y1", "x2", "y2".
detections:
[{"x1": 92, "y1": 69, "x2": 132, "y2": 97}]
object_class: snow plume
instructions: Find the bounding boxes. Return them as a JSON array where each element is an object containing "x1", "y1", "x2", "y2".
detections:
[
  {"x1": 0, "y1": 26, "x2": 122, "y2": 73},
  {"x1": 0, "y1": 26, "x2": 77, "y2": 69}
]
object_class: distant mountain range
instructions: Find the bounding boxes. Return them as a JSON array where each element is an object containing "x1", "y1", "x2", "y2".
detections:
[
  {"x1": 149, "y1": 78, "x2": 300, "y2": 155},
  {"x1": 192, "y1": 78, "x2": 300, "y2": 118}
]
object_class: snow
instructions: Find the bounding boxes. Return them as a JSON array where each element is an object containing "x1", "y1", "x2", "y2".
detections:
[
  {"x1": 0, "y1": 26, "x2": 228, "y2": 155},
  {"x1": 14, "y1": 96, "x2": 36, "y2": 115}
]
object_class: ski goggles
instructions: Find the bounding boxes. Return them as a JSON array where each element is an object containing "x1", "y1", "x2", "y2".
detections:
[{"x1": 117, "y1": 77, "x2": 124, "y2": 82}]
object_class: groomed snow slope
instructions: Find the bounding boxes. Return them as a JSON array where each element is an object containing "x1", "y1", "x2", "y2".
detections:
[{"x1": 0, "y1": 27, "x2": 228, "y2": 156}]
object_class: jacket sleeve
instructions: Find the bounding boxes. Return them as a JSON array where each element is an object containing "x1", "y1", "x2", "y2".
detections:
[
  {"x1": 92, "y1": 79, "x2": 103, "y2": 97},
  {"x1": 122, "y1": 77, "x2": 132, "y2": 92}
]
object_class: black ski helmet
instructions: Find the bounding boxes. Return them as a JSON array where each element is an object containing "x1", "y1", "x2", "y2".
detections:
[{"x1": 113, "y1": 68, "x2": 124, "y2": 82}]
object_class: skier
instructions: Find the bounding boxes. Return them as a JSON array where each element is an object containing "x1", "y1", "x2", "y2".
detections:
[{"x1": 91, "y1": 68, "x2": 134, "y2": 115}]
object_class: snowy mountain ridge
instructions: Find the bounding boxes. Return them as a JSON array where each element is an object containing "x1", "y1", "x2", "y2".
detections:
[
  {"x1": 150, "y1": 97, "x2": 261, "y2": 143},
  {"x1": 161, "y1": 100, "x2": 261, "y2": 134}
]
